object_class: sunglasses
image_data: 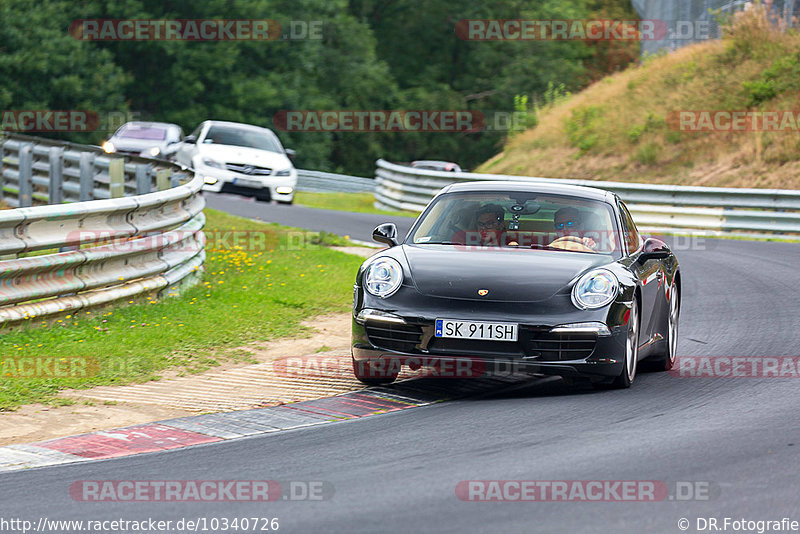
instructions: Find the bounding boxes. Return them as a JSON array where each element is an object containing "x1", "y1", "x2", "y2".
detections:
[{"x1": 555, "y1": 220, "x2": 578, "y2": 230}]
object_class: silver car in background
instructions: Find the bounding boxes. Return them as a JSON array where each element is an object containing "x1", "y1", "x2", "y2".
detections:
[{"x1": 102, "y1": 122, "x2": 184, "y2": 159}]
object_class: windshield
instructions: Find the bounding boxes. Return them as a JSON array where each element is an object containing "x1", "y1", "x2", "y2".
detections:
[
  {"x1": 202, "y1": 125, "x2": 282, "y2": 152},
  {"x1": 409, "y1": 191, "x2": 622, "y2": 256},
  {"x1": 116, "y1": 124, "x2": 167, "y2": 141}
]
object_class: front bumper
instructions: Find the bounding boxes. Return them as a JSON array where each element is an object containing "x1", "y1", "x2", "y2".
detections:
[
  {"x1": 351, "y1": 292, "x2": 630, "y2": 380},
  {"x1": 199, "y1": 166, "x2": 296, "y2": 201}
]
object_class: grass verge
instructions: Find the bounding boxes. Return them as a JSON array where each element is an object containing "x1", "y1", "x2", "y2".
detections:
[
  {"x1": 295, "y1": 191, "x2": 417, "y2": 217},
  {"x1": 0, "y1": 208, "x2": 365, "y2": 410}
]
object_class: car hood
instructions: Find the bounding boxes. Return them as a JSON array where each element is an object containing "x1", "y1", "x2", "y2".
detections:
[
  {"x1": 402, "y1": 245, "x2": 610, "y2": 303},
  {"x1": 109, "y1": 137, "x2": 167, "y2": 151},
  {"x1": 197, "y1": 144, "x2": 292, "y2": 170}
]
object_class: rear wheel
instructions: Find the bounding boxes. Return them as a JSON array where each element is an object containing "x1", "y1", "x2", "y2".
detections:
[
  {"x1": 352, "y1": 357, "x2": 399, "y2": 386},
  {"x1": 651, "y1": 284, "x2": 680, "y2": 371}
]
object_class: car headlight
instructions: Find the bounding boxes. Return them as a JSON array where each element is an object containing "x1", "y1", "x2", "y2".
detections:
[
  {"x1": 572, "y1": 269, "x2": 619, "y2": 309},
  {"x1": 202, "y1": 158, "x2": 225, "y2": 169},
  {"x1": 148, "y1": 147, "x2": 161, "y2": 157},
  {"x1": 275, "y1": 168, "x2": 292, "y2": 177},
  {"x1": 102, "y1": 141, "x2": 115, "y2": 153},
  {"x1": 364, "y1": 257, "x2": 403, "y2": 298}
]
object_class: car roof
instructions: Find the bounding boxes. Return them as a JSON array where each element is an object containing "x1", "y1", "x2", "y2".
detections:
[{"x1": 441, "y1": 180, "x2": 613, "y2": 202}]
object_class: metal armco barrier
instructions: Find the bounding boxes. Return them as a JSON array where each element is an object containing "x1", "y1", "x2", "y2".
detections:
[
  {"x1": 374, "y1": 159, "x2": 800, "y2": 237},
  {"x1": 296, "y1": 169, "x2": 375, "y2": 194},
  {"x1": 0, "y1": 133, "x2": 205, "y2": 325}
]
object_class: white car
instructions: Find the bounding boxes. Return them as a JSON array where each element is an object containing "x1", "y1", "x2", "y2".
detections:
[{"x1": 176, "y1": 120, "x2": 297, "y2": 204}]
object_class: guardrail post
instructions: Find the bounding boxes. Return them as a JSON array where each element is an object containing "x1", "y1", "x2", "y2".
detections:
[
  {"x1": 109, "y1": 158, "x2": 124, "y2": 198},
  {"x1": 79, "y1": 152, "x2": 95, "y2": 201},
  {"x1": 156, "y1": 169, "x2": 171, "y2": 191},
  {"x1": 18, "y1": 143, "x2": 33, "y2": 207},
  {"x1": 0, "y1": 138, "x2": 5, "y2": 204},
  {"x1": 48, "y1": 146, "x2": 64, "y2": 205},
  {"x1": 135, "y1": 163, "x2": 151, "y2": 195}
]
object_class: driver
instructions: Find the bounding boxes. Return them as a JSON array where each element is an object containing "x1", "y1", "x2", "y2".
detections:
[
  {"x1": 551, "y1": 207, "x2": 597, "y2": 250},
  {"x1": 454, "y1": 204, "x2": 515, "y2": 246}
]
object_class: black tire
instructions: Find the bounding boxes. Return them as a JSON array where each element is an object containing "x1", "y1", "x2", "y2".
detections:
[
  {"x1": 650, "y1": 283, "x2": 680, "y2": 371},
  {"x1": 603, "y1": 298, "x2": 640, "y2": 389},
  {"x1": 352, "y1": 357, "x2": 399, "y2": 386},
  {"x1": 255, "y1": 194, "x2": 271, "y2": 202}
]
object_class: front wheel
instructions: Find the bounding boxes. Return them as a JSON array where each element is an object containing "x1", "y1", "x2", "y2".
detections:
[
  {"x1": 596, "y1": 299, "x2": 640, "y2": 390},
  {"x1": 352, "y1": 357, "x2": 399, "y2": 386}
]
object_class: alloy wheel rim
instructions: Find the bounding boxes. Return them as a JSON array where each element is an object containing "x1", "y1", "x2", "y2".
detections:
[
  {"x1": 668, "y1": 288, "x2": 679, "y2": 363},
  {"x1": 626, "y1": 303, "x2": 638, "y2": 381}
]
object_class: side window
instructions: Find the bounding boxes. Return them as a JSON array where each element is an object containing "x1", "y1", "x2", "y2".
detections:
[{"x1": 618, "y1": 202, "x2": 640, "y2": 254}]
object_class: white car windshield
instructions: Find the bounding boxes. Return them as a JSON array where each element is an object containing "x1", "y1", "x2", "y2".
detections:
[
  {"x1": 117, "y1": 124, "x2": 167, "y2": 141},
  {"x1": 202, "y1": 126, "x2": 282, "y2": 152},
  {"x1": 409, "y1": 191, "x2": 622, "y2": 256}
]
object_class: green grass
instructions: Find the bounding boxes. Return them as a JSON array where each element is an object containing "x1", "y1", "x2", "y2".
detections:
[
  {"x1": 0, "y1": 208, "x2": 365, "y2": 410},
  {"x1": 295, "y1": 191, "x2": 417, "y2": 218},
  {"x1": 476, "y1": 8, "x2": 800, "y2": 190}
]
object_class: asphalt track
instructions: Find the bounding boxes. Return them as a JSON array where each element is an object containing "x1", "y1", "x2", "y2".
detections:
[{"x1": 2, "y1": 192, "x2": 799, "y2": 533}]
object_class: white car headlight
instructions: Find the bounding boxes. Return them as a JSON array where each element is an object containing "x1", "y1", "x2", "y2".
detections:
[
  {"x1": 275, "y1": 168, "x2": 292, "y2": 176},
  {"x1": 572, "y1": 269, "x2": 619, "y2": 309},
  {"x1": 202, "y1": 158, "x2": 225, "y2": 169},
  {"x1": 148, "y1": 146, "x2": 161, "y2": 157},
  {"x1": 364, "y1": 257, "x2": 403, "y2": 298},
  {"x1": 102, "y1": 141, "x2": 115, "y2": 153}
]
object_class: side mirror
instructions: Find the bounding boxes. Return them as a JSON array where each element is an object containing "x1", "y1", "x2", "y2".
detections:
[
  {"x1": 638, "y1": 237, "x2": 671, "y2": 262},
  {"x1": 373, "y1": 223, "x2": 399, "y2": 247},
  {"x1": 285, "y1": 148, "x2": 296, "y2": 160},
  {"x1": 182, "y1": 135, "x2": 197, "y2": 144}
]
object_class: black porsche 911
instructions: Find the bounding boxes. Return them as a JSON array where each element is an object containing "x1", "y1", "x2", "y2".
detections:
[{"x1": 351, "y1": 181, "x2": 681, "y2": 389}]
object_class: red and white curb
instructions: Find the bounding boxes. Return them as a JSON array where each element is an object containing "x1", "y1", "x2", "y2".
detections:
[{"x1": 0, "y1": 376, "x2": 524, "y2": 473}]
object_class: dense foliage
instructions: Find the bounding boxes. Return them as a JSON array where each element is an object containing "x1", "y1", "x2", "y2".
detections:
[{"x1": 0, "y1": 0, "x2": 638, "y2": 174}]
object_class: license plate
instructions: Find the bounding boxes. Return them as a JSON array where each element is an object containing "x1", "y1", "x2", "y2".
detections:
[
  {"x1": 435, "y1": 319, "x2": 518, "y2": 342},
  {"x1": 233, "y1": 177, "x2": 261, "y2": 188}
]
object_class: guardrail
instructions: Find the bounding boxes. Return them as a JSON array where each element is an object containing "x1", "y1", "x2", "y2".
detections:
[
  {"x1": 0, "y1": 133, "x2": 205, "y2": 325},
  {"x1": 296, "y1": 169, "x2": 375, "y2": 194},
  {"x1": 374, "y1": 159, "x2": 800, "y2": 237},
  {"x1": 1, "y1": 133, "x2": 186, "y2": 206}
]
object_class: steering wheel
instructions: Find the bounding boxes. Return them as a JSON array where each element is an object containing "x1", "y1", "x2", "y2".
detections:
[{"x1": 548, "y1": 235, "x2": 594, "y2": 252}]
